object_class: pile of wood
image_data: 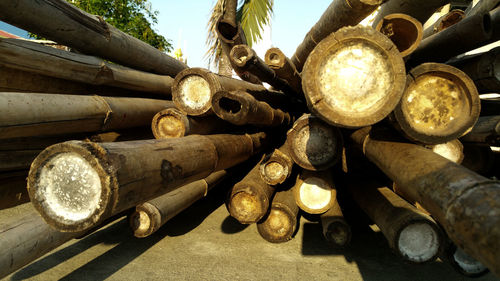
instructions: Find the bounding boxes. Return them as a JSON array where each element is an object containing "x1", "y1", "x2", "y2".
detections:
[{"x1": 1, "y1": 0, "x2": 500, "y2": 279}]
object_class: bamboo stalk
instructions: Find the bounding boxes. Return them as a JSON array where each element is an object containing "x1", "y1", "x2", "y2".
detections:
[
  {"x1": 422, "y1": 9, "x2": 465, "y2": 39},
  {"x1": 151, "y1": 108, "x2": 231, "y2": 138},
  {"x1": 0, "y1": 171, "x2": 30, "y2": 210},
  {"x1": 0, "y1": 38, "x2": 173, "y2": 97},
  {"x1": 466, "y1": 0, "x2": 500, "y2": 17},
  {"x1": 372, "y1": 0, "x2": 450, "y2": 27},
  {"x1": 0, "y1": 0, "x2": 187, "y2": 76},
  {"x1": 302, "y1": 26, "x2": 406, "y2": 128},
  {"x1": 264, "y1": 48, "x2": 302, "y2": 94},
  {"x1": 28, "y1": 132, "x2": 269, "y2": 232},
  {"x1": 461, "y1": 115, "x2": 500, "y2": 145},
  {"x1": 286, "y1": 114, "x2": 343, "y2": 171},
  {"x1": 350, "y1": 127, "x2": 500, "y2": 275},
  {"x1": 0, "y1": 150, "x2": 40, "y2": 172},
  {"x1": 130, "y1": 170, "x2": 227, "y2": 238},
  {"x1": 291, "y1": 0, "x2": 384, "y2": 72},
  {"x1": 259, "y1": 144, "x2": 294, "y2": 185},
  {"x1": 227, "y1": 158, "x2": 276, "y2": 224},
  {"x1": 320, "y1": 194, "x2": 351, "y2": 248},
  {"x1": 0, "y1": 92, "x2": 174, "y2": 139},
  {"x1": 393, "y1": 63, "x2": 480, "y2": 144},
  {"x1": 293, "y1": 170, "x2": 336, "y2": 215},
  {"x1": 211, "y1": 90, "x2": 291, "y2": 127},
  {"x1": 444, "y1": 243, "x2": 490, "y2": 277},
  {"x1": 375, "y1": 13, "x2": 423, "y2": 57},
  {"x1": 256, "y1": 186, "x2": 299, "y2": 243}
]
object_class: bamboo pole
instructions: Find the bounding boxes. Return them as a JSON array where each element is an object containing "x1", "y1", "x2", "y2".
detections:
[
  {"x1": 422, "y1": 10, "x2": 465, "y2": 39},
  {"x1": 28, "y1": 132, "x2": 269, "y2": 232},
  {"x1": 286, "y1": 114, "x2": 343, "y2": 171},
  {"x1": 0, "y1": 150, "x2": 40, "y2": 172},
  {"x1": 130, "y1": 170, "x2": 227, "y2": 238},
  {"x1": 211, "y1": 90, "x2": 291, "y2": 127},
  {"x1": 425, "y1": 139, "x2": 464, "y2": 164},
  {"x1": 461, "y1": 115, "x2": 500, "y2": 145},
  {"x1": 259, "y1": 144, "x2": 294, "y2": 186},
  {"x1": 172, "y1": 68, "x2": 290, "y2": 116},
  {"x1": 0, "y1": 0, "x2": 187, "y2": 77},
  {"x1": 151, "y1": 108, "x2": 231, "y2": 139},
  {"x1": 293, "y1": 170, "x2": 336, "y2": 215},
  {"x1": 227, "y1": 158, "x2": 276, "y2": 224},
  {"x1": 264, "y1": 48, "x2": 302, "y2": 94},
  {"x1": 320, "y1": 194, "x2": 351, "y2": 248},
  {"x1": 350, "y1": 127, "x2": 500, "y2": 275},
  {"x1": 0, "y1": 92, "x2": 174, "y2": 139},
  {"x1": 0, "y1": 171, "x2": 30, "y2": 210},
  {"x1": 375, "y1": 14, "x2": 423, "y2": 57},
  {"x1": 444, "y1": 243, "x2": 490, "y2": 277},
  {"x1": 302, "y1": 26, "x2": 406, "y2": 128},
  {"x1": 256, "y1": 186, "x2": 299, "y2": 243},
  {"x1": 0, "y1": 38, "x2": 173, "y2": 97},
  {"x1": 393, "y1": 63, "x2": 480, "y2": 144},
  {"x1": 372, "y1": 0, "x2": 450, "y2": 27},
  {"x1": 291, "y1": 0, "x2": 384, "y2": 72},
  {"x1": 466, "y1": 0, "x2": 500, "y2": 17},
  {"x1": 448, "y1": 47, "x2": 500, "y2": 94}
]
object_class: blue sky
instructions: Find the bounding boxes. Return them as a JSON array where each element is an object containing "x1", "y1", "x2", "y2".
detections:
[{"x1": 0, "y1": 0, "x2": 331, "y2": 69}]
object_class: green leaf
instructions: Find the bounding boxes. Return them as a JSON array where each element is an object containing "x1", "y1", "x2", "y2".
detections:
[{"x1": 237, "y1": 0, "x2": 273, "y2": 47}]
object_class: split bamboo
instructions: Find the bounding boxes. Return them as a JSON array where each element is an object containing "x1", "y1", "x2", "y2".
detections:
[
  {"x1": 320, "y1": 195, "x2": 351, "y2": 248},
  {"x1": 293, "y1": 170, "x2": 336, "y2": 215},
  {"x1": 259, "y1": 144, "x2": 294, "y2": 185}
]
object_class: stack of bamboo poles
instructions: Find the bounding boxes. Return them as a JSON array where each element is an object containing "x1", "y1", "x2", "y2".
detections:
[{"x1": 1, "y1": 0, "x2": 500, "y2": 279}]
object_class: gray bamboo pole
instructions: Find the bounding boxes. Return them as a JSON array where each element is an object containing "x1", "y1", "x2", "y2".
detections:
[
  {"x1": 0, "y1": 38, "x2": 173, "y2": 97},
  {"x1": 372, "y1": 0, "x2": 450, "y2": 27},
  {"x1": 393, "y1": 63, "x2": 480, "y2": 144},
  {"x1": 256, "y1": 187, "x2": 299, "y2": 243},
  {"x1": 0, "y1": 0, "x2": 187, "y2": 76},
  {"x1": 375, "y1": 13, "x2": 423, "y2": 57},
  {"x1": 227, "y1": 158, "x2": 276, "y2": 224},
  {"x1": 211, "y1": 90, "x2": 291, "y2": 127},
  {"x1": 286, "y1": 114, "x2": 343, "y2": 171},
  {"x1": 445, "y1": 243, "x2": 490, "y2": 277},
  {"x1": 408, "y1": 13, "x2": 495, "y2": 65},
  {"x1": 130, "y1": 170, "x2": 227, "y2": 238},
  {"x1": 151, "y1": 108, "x2": 231, "y2": 139},
  {"x1": 466, "y1": 0, "x2": 500, "y2": 17},
  {"x1": 447, "y1": 46, "x2": 500, "y2": 94},
  {"x1": 172, "y1": 68, "x2": 289, "y2": 116},
  {"x1": 461, "y1": 115, "x2": 500, "y2": 146},
  {"x1": 264, "y1": 48, "x2": 302, "y2": 94},
  {"x1": 0, "y1": 92, "x2": 174, "y2": 139},
  {"x1": 425, "y1": 139, "x2": 464, "y2": 164},
  {"x1": 259, "y1": 144, "x2": 294, "y2": 186},
  {"x1": 350, "y1": 127, "x2": 500, "y2": 275},
  {"x1": 293, "y1": 170, "x2": 336, "y2": 215},
  {"x1": 291, "y1": 0, "x2": 384, "y2": 72},
  {"x1": 28, "y1": 132, "x2": 269, "y2": 232},
  {"x1": 422, "y1": 9, "x2": 465, "y2": 39},
  {"x1": 0, "y1": 171, "x2": 30, "y2": 210},
  {"x1": 302, "y1": 26, "x2": 406, "y2": 128},
  {"x1": 320, "y1": 197, "x2": 351, "y2": 248}
]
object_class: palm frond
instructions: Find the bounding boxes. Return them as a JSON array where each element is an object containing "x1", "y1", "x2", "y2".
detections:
[
  {"x1": 237, "y1": 0, "x2": 273, "y2": 47},
  {"x1": 205, "y1": 0, "x2": 226, "y2": 69}
]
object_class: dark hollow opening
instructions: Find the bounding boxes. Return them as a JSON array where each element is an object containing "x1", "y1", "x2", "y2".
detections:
[{"x1": 219, "y1": 97, "x2": 242, "y2": 114}]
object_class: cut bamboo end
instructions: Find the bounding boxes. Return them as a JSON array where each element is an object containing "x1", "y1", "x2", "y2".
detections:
[
  {"x1": 130, "y1": 203, "x2": 161, "y2": 238},
  {"x1": 294, "y1": 170, "x2": 336, "y2": 214},
  {"x1": 211, "y1": 90, "x2": 251, "y2": 125},
  {"x1": 448, "y1": 246, "x2": 489, "y2": 277},
  {"x1": 228, "y1": 189, "x2": 267, "y2": 224},
  {"x1": 230, "y1": 44, "x2": 254, "y2": 68},
  {"x1": 396, "y1": 220, "x2": 442, "y2": 263},
  {"x1": 259, "y1": 148, "x2": 294, "y2": 185},
  {"x1": 302, "y1": 26, "x2": 406, "y2": 128},
  {"x1": 152, "y1": 108, "x2": 189, "y2": 139},
  {"x1": 320, "y1": 199, "x2": 351, "y2": 248},
  {"x1": 265, "y1": 48, "x2": 287, "y2": 69},
  {"x1": 286, "y1": 114, "x2": 343, "y2": 171},
  {"x1": 216, "y1": 18, "x2": 239, "y2": 44},
  {"x1": 375, "y1": 13, "x2": 423, "y2": 57},
  {"x1": 394, "y1": 63, "x2": 481, "y2": 144},
  {"x1": 172, "y1": 68, "x2": 219, "y2": 116},
  {"x1": 426, "y1": 139, "x2": 464, "y2": 164},
  {"x1": 257, "y1": 204, "x2": 297, "y2": 243}
]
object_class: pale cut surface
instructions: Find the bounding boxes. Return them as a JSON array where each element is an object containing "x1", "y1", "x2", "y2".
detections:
[
  {"x1": 264, "y1": 161, "x2": 286, "y2": 182},
  {"x1": 299, "y1": 177, "x2": 332, "y2": 211},
  {"x1": 453, "y1": 247, "x2": 488, "y2": 274},
  {"x1": 177, "y1": 75, "x2": 211, "y2": 111},
  {"x1": 398, "y1": 222, "x2": 439, "y2": 263},
  {"x1": 432, "y1": 142, "x2": 462, "y2": 163},
  {"x1": 293, "y1": 125, "x2": 336, "y2": 167}
]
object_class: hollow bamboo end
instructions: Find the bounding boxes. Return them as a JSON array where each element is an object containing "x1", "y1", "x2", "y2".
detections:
[
  {"x1": 212, "y1": 90, "x2": 248, "y2": 125},
  {"x1": 376, "y1": 13, "x2": 423, "y2": 57},
  {"x1": 265, "y1": 48, "x2": 286, "y2": 69},
  {"x1": 228, "y1": 189, "x2": 267, "y2": 224},
  {"x1": 260, "y1": 160, "x2": 288, "y2": 186},
  {"x1": 396, "y1": 221, "x2": 441, "y2": 263},
  {"x1": 230, "y1": 45, "x2": 253, "y2": 68},
  {"x1": 294, "y1": 174, "x2": 335, "y2": 214},
  {"x1": 257, "y1": 205, "x2": 296, "y2": 243},
  {"x1": 130, "y1": 203, "x2": 161, "y2": 238},
  {"x1": 152, "y1": 108, "x2": 189, "y2": 139},
  {"x1": 394, "y1": 63, "x2": 480, "y2": 144},
  {"x1": 302, "y1": 26, "x2": 406, "y2": 128},
  {"x1": 173, "y1": 68, "x2": 217, "y2": 116},
  {"x1": 27, "y1": 141, "x2": 113, "y2": 233},
  {"x1": 323, "y1": 218, "x2": 352, "y2": 248},
  {"x1": 216, "y1": 18, "x2": 239, "y2": 44}
]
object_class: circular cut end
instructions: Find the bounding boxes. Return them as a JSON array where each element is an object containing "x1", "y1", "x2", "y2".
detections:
[
  {"x1": 302, "y1": 26, "x2": 405, "y2": 128},
  {"x1": 175, "y1": 75, "x2": 211, "y2": 114},
  {"x1": 376, "y1": 14, "x2": 422, "y2": 57},
  {"x1": 36, "y1": 152, "x2": 102, "y2": 226},
  {"x1": 325, "y1": 220, "x2": 351, "y2": 248},
  {"x1": 262, "y1": 161, "x2": 287, "y2": 184},
  {"x1": 395, "y1": 63, "x2": 480, "y2": 144},
  {"x1": 257, "y1": 206, "x2": 295, "y2": 243},
  {"x1": 397, "y1": 222, "x2": 440, "y2": 263},
  {"x1": 154, "y1": 113, "x2": 186, "y2": 138},
  {"x1": 296, "y1": 177, "x2": 333, "y2": 214},
  {"x1": 452, "y1": 247, "x2": 489, "y2": 276},
  {"x1": 265, "y1": 48, "x2": 285, "y2": 68},
  {"x1": 230, "y1": 45, "x2": 252, "y2": 67},
  {"x1": 211, "y1": 91, "x2": 247, "y2": 125},
  {"x1": 429, "y1": 140, "x2": 464, "y2": 163},
  {"x1": 229, "y1": 190, "x2": 265, "y2": 224},
  {"x1": 130, "y1": 210, "x2": 153, "y2": 238}
]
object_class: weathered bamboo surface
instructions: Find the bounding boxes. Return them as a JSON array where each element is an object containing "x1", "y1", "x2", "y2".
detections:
[
  {"x1": 466, "y1": 0, "x2": 500, "y2": 17},
  {"x1": 372, "y1": 0, "x2": 450, "y2": 27},
  {"x1": 422, "y1": 9, "x2": 465, "y2": 39},
  {"x1": 0, "y1": 0, "x2": 188, "y2": 76},
  {"x1": 0, "y1": 38, "x2": 173, "y2": 97},
  {"x1": 320, "y1": 196, "x2": 351, "y2": 248},
  {"x1": 264, "y1": 48, "x2": 302, "y2": 94},
  {"x1": 461, "y1": 115, "x2": 500, "y2": 145},
  {"x1": 0, "y1": 92, "x2": 174, "y2": 139}
]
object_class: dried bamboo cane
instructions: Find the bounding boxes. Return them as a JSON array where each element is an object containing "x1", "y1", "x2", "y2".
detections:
[
  {"x1": 152, "y1": 108, "x2": 231, "y2": 138},
  {"x1": 302, "y1": 26, "x2": 406, "y2": 128},
  {"x1": 28, "y1": 132, "x2": 269, "y2": 232},
  {"x1": 259, "y1": 144, "x2": 294, "y2": 186},
  {"x1": 0, "y1": 171, "x2": 30, "y2": 210},
  {"x1": 286, "y1": 114, "x2": 343, "y2": 171},
  {"x1": 291, "y1": 0, "x2": 384, "y2": 72},
  {"x1": 393, "y1": 63, "x2": 480, "y2": 144},
  {"x1": 0, "y1": 92, "x2": 174, "y2": 139},
  {"x1": 320, "y1": 194, "x2": 351, "y2": 248},
  {"x1": 264, "y1": 48, "x2": 302, "y2": 94},
  {"x1": 461, "y1": 115, "x2": 500, "y2": 146},
  {"x1": 211, "y1": 90, "x2": 291, "y2": 127},
  {"x1": 130, "y1": 170, "x2": 227, "y2": 238},
  {"x1": 0, "y1": 0, "x2": 187, "y2": 76},
  {"x1": 350, "y1": 127, "x2": 500, "y2": 275},
  {"x1": 422, "y1": 10, "x2": 465, "y2": 39},
  {"x1": 372, "y1": 0, "x2": 450, "y2": 27},
  {"x1": 293, "y1": 170, "x2": 336, "y2": 215},
  {"x1": 257, "y1": 186, "x2": 299, "y2": 243},
  {"x1": 0, "y1": 38, "x2": 173, "y2": 97},
  {"x1": 375, "y1": 14, "x2": 423, "y2": 57}
]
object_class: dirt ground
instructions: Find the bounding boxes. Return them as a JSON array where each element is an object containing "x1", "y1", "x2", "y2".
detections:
[{"x1": 1, "y1": 181, "x2": 499, "y2": 281}]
